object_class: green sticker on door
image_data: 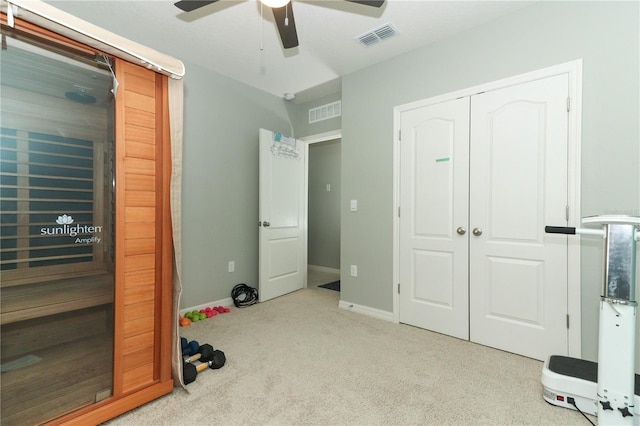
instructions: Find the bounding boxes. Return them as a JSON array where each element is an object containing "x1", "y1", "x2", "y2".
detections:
[{"x1": 435, "y1": 157, "x2": 450, "y2": 163}]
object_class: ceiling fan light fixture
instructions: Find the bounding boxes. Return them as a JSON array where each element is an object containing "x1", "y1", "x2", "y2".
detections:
[{"x1": 261, "y1": 0, "x2": 290, "y2": 8}]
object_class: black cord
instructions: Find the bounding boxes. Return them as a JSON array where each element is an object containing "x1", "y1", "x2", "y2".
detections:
[
  {"x1": 231, "y1": 283, "x2": 259, "y2": 308},
  {"x1": 569, "y1": 400, "x2": 595, "y2": 426}
]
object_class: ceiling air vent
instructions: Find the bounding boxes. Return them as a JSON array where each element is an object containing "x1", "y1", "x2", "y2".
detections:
[
  {"x1": 355, "y1": 23, "x2": 399, "y2": 47},
  {"x1": 309, "y1": 100, "x2": 341, "y2": 124}
]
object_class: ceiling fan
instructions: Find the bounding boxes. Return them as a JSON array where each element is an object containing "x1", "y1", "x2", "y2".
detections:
[{"x1": 174, "y1": 0, "x2": 385, "y2": 49}]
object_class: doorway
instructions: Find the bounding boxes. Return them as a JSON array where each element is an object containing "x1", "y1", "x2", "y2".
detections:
[
  {"x1": 303, "y1": 132, "x2": 342, "y2": 291},
  {"x1": 258, "y1": 129, "x2": 342, "y2": 300}
]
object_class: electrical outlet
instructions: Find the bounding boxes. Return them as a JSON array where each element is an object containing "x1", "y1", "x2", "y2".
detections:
[
  {"x1": 350, "y1": 264, "x2": 358, "y2": 277},
  {"x1": 228, "y1": 261, "x2": 235, "y2": 273}
]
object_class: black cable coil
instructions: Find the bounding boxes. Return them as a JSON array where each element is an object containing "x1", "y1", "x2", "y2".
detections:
[{"x1": 231, "y1": 283, "x2": 259, "y2": 308}]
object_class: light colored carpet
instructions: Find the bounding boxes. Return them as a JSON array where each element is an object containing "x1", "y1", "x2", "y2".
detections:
[{"x1": 105, "y1": 287, "x2": 591, "y2": 425}]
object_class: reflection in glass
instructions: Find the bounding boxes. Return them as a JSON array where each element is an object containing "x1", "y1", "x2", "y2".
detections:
[{"x1": 0, "y1": 29, "x2": 115, "y2": 425}]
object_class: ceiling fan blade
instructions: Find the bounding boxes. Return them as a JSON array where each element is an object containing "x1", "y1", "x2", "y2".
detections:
[
  {"x1": 272, "y1": 3, "x2": 299, "y2": 49},
  {"x1": 345, "y1": 0, "x2": 385, "y2": 7},
  {"x1": 174, "y1": 0, "x2": 219, "y2": 13}
]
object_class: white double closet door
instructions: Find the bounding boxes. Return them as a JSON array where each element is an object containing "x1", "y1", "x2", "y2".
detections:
[{"x1": 399, "y1": 74, "x2": 569, "y2": 360}]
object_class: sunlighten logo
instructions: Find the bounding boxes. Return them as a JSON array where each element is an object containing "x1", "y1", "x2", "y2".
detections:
[{"x1": 40, "y1": 214, "x2": 103, "y2": 244}]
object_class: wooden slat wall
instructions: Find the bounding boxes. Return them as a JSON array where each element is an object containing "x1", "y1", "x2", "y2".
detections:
[{"x1": 115, "y1": 61, "x2": 160, "y2": 395}]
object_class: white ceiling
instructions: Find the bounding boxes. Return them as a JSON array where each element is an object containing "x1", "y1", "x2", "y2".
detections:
[{"x1": 45, "y1": 0, "x2": 534, "y2": 103}]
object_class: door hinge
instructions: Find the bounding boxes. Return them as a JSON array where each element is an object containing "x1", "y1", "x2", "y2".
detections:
[
  {"x1": 398, "y1": 206, "x2": 400, "y2": 217},
  {"x1": 566, "y1": 205, "x2": 569, "y2": 221},
  {"x1": 566, "y1": 314, "x2": 570, "y2": 329},
  {"x1": 567, "y1": 97, "x2": 571, "y2": 112},
  {"x1": 398, "y1": 130, "x2": 401, "y2": 141},
  {"x1": 397, "y1": 283, "x2": 400, "y2": 294}
]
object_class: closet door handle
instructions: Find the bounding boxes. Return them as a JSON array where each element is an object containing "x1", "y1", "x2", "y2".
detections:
[
  {"x1": 456, "y1": 227, "x2": 466, "y2": 235},
  {"x1": 472, "y1": 228, "x2": 483, "y2": 236},
  {"x1": 263, "y1": 221, "x2": 270, "y2": 227}
]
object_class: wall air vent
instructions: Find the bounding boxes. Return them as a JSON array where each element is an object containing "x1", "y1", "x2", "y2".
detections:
[
  {"x1": 309, "y1": 100, "x2": 341, "y2": 124},
  {"x1": 355, "y1": 23, "x2": 399, "y2": 47}
]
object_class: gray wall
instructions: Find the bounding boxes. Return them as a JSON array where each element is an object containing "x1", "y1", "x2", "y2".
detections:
[
  {"x1": 339, "y1": 1, "x2": 639, "y2": 362},
  {"x1": 180, "y1": 60, "x2": 292, "y2": 308},
  {"x1": 308, "y1": 139, "x2": 341, "y2": 270}
]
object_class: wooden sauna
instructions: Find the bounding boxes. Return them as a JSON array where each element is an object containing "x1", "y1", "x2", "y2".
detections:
[{"x1": 0, "y1": 14, "x2": 175, "y2": 425}]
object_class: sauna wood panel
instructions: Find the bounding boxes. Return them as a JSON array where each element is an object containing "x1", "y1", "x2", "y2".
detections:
[
  {"x1": 1, "y1": 276, "x2": 113, "y2": 325},
  {"x1": 125, "y1": 157, "x2": 156, "y2": 175},
  {"x1": 117, "y1": 61, "x2": 160, "y2": 395},
  {"x1": 123, "y1": 315, "x2": 154, "y2": 337},
  {"x1": 122, "y1": 347, "x2": 154, "y2": 372},
  {"x1": 126, "y1": 141, "x2": 156, "y2": 160},
  {"x1": 125, "y1": 174, "x2": 155, "y2": 191},
  {"x1": 122, "y1": 331, "x2": 154, "y2": 355},
  {"x1": 124, "y1": 223, "x2": 156, "y2": 239},
  {"x1": 124, "y1": 254, "x2": 155, "y2": 273},
  {"x1": 0, "y1": 86, "x2": 107, "y2": 143},
  {"x1": 124, "y1": 125, "x2": 155, "y2": 145},
  {"x1": 125, "y1": 238, "x2": 155, "y2": 256},
  {"x1": 125, "y1": 190, "x2": 156, "y2": 207},
  {"x1": 125, "y1": 91, "x2": 155, "y2": 113},
  {"x1": 1, "y1": 308, "x2": 110, "y2": 359},
  {"x1": 124, "y1": 107, "x2": 154, "y2": 128},
  {"x1": 122, "y1": 362, "x2": 154, "y2": 393},
  {"x1": 124, "y1": 269, "x2": 155, "y2": 288},
  {"x1": 125, "y1": 207, "x2": 156, "y2": 223},
  {"x1": 1, "y1": 335, "x2": 111, "y2": 426},
  {"x1": 122, "y1": 61, "x2": 156, "y2": 80},
  {"x1": 123, "y1": 300, "x2": 154, "y2": 324},
  {"x1": 122, "y1": 74, "x2": 155, "y2": 97},
  {"x1": 124, "y1": 284, "x2": 155, "y2": 305}
]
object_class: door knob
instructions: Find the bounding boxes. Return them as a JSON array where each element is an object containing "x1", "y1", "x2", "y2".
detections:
[
  {"x1": 472, "y1": 228, "x2": 482, "y2": 236},
  {"x1": 456, "y1": 227, "x2": 466, "y2": 235},
  {"x1": 263, "y1": 221, "x2": 270, "y2": 227}
]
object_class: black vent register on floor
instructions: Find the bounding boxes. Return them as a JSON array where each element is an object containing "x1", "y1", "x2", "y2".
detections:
[{"x1": 319, "y1": 281, "x2": 340, "y2": 292}]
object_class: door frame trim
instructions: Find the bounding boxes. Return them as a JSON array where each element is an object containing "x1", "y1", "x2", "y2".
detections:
[
  {"x1": 392, "y1": 60, "x2": 583, "y2": 357},
  {"x1": 300, "y1": 130, "x2": 342, "y2": 290}
]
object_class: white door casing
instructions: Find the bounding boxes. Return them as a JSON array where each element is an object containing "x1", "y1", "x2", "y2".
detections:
[
  {"x1": 398, "y1": 97, "x2": 470, "y2": 340},
  {"x1": 258, "y1": 129, "x2": 306, "y2": 302},
  {"x1": 395, "y1": 68, "x2": 579, "y2": 359}
]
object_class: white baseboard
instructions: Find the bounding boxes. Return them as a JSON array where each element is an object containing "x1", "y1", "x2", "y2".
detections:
[
  {"x1": 338, "y1": 299, "x2": 393, "y2": 322},
  {"x1": 308, "y1": 264, "x2": 340, "y2": 274},
  {"x1": 180, "y1": 297, "x2": 234, "y2": 316}
]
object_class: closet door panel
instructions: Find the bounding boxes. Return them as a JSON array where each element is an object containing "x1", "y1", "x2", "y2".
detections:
[
  {"x1": 398, "y1": 97, "x2": 470, "y2": 340},
  {"x1": 469, "y1": 74, "x2": 569, "y2": 361}
]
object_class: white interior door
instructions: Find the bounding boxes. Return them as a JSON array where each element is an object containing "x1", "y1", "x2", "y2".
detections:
[
  {"x1": 258, "y1": 129, "x2": 306, "y2": 302},
  {"x1": 398, "y1": 98, "x2": 470, "y2": 340},
  {"x1": 468, "y1": 74, "x2": 569, "y2": 360}
]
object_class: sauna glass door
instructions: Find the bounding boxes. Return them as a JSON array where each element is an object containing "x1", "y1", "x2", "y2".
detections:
[{"x1": 0, "y1": 29, "x2": 115, "y2": 425}]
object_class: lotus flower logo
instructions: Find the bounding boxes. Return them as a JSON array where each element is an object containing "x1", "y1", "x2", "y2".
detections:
[{"x1": 56, "y1": 214, "x2": 74, "y2": 225}]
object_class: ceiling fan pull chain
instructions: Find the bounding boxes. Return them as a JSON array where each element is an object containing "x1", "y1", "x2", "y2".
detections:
[
  {"x1": 285, "y1": 4, "x2": 289, "y2": 26},
  {"x1": 260, "y1": 1, "x2": 264, "y2": 50}
]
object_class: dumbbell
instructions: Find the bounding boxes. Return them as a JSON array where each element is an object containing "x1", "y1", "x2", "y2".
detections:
[
  {"x1": 181, "y1": 338, "x2": 199, "y2": 357},
  {"x1": 183, "y1": 349, "x2": 226, "y2": 385},
  {"x1": 183, "y1": 343, "x2": 215, "y2": 364}
]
